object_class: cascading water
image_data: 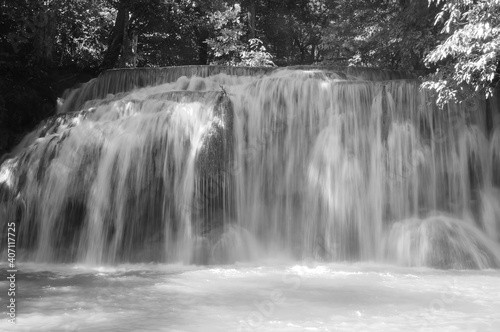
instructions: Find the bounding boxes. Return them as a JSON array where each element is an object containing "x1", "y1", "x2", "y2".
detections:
[{"x1": 1, "y1": 66, "x2": 500, "y2": 269}]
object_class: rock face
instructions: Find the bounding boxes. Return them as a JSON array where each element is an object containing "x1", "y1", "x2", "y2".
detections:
[
  {"x1": 191, "y1": 224, "x2": 258, "y2": 265},
  {"x1": 0, "y1": 158, "x2": 24, "y2": 238},
  {"x1": 0, "y1": 158, "x2": 18, "y2": 202},
  {"x1": 384, "y1": 215, "x2": 500, "y2": 269},
  {"x1": 194, "y1": 91, "x2": 235, "y2": 234},
  {"x1": 196, "y1": 91, "x2": 233, "y2": 179}
]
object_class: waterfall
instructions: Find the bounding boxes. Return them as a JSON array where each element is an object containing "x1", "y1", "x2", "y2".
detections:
[{"x1": 1, "y1": 66, "x2": 500, "y2": 268}]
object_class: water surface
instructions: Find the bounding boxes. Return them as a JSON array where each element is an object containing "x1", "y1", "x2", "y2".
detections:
[{"x1": 1, "y1": 262, "x2": 499, "y2": 331}]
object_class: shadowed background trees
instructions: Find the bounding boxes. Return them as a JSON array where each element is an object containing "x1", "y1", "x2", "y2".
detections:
[{"x1": 1, "y1": 0, "x2": 499, "y2": 158}]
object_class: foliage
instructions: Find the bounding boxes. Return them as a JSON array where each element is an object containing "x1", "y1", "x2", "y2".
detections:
[
  {"x1": 422, "y1": 0, "x2": 500, "y2": 106},
  {"x1": 257, "y1": 0, "x2": 332, "y2": 65},
  {"x1": 131, "y1": 0, "x2": 208, "y2": 67},
  {"x1": 320, "y1": 0, "x2": 439, "y2": 70},
  {"x1": 205, "y1": 3, "x2": 274, "y2": 67},
  {"x1": 205, "y1": 4, "x2": 246, "y2": 65},
  {"x1": 0, "y1": 0, "x2": 114, "y2": 69},
  {"x1": 54, "y1": 0, "x2": 115, "y2": 68},
  {"x1": 239, "y1": 38, "x2": 274, "y2": 67}
]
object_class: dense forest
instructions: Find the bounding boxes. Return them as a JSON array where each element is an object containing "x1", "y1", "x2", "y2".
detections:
[{"x1": 0, "y1": 0, "x2": 499, "y2": 158}]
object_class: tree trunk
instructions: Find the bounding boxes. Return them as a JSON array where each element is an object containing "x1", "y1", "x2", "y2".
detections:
[
  {"x1": 131, "y1": 30, "x2": 138, "y2": 67},
  {"x1": 101, "y1": 1, "x2": 130, "y2": 71},
  {"x1": 118, "y1": 9, "x2": 130, "y2": 68},
  {"x1": 195, "y1": 27, "x2": 209, "y2": 65},
  {"x1": 247, "y1": 1, "x2": 256, "y2": 39},
  {"x1": 310, "y1": 44, "x2": 316, "y2": 63},
  {"x1": 33, "y1": 10, "x2": 56, "y2": 67}
]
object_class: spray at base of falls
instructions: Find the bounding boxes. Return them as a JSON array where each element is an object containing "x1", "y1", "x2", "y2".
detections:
[{"x1": 1, "y1": 66, "x2": 500, "y2": 269}]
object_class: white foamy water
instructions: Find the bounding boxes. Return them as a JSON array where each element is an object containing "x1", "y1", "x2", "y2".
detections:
[{"x1": 1, "y1": 263, "x2": 499, "y2": 332}]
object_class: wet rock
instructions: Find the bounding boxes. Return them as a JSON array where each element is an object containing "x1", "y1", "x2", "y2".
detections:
[{"x1": 385, "y1": 215, "x2": 500, "y2": 269}]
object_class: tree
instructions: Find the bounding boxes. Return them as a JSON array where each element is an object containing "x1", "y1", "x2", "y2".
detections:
[
  {"x1": 56, "y1": 0, "x2": 114, "y2": 69},
  {"x1": 0, "y1": 0, "x2": 115, "y2": 70},
  {"x1": 205, "y1": 3, "x2": 274, "y2": 66},
  {"x1": 101, "y1": 0, "x2": 131, "y2": 70},
  {"x1": 257, "y1": 0, "x2": 332, "y2": 65},
  {"x1": 0, "y1": 0, "x2": 115, "y2": 157},
  {"x1": 205, "y1": 3, "x2": 246, "y2": 65},
  {"x1": 422, "y1": 0, "x2": 500, "y2": 107},
  {"x1": 320, "y1": 0, "x2": 439, "y2": 70}
]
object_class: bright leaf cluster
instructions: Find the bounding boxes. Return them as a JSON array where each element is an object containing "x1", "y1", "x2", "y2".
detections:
[{"x1": 422, "y1": 0, "x2": 500, "y2": 106}]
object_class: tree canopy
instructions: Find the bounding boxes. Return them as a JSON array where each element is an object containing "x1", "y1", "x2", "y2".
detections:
[
  {"x1": 423, "y1": 0, "x2": 500, "y2": 106},
  {"x1": 321, "y1": 0, "x2": 440, "y2": 70}
]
